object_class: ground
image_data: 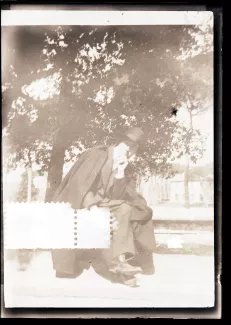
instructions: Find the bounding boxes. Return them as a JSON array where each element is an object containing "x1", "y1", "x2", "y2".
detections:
[{"x1": 4, "y1": 252, "x2": 215, "y2": 308}]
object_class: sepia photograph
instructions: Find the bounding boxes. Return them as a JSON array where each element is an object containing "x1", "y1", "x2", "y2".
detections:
[{"x1": 2, "y1": 10, "x2": 215, "y2": 310}]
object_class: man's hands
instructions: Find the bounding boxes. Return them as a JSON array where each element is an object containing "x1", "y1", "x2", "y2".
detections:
[
  {"x1": 114, "y1": 157, "x2": 129, "y2": 179},
  {"x1": 112, "y1": 143, "x2": 130, "y2": 179}
]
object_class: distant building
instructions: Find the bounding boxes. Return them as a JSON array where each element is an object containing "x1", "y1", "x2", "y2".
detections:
[
  {"x1": 137, "y1": 175, "x2": 171, "y2": 209},
  {"x1": 169, "y1": 173, "x2": 213, "y2": 206},
  {"x1": 138, "y1": 172, "x2": 214, "y2": 208},
  {"x1": 4, "y1": 163, "x2": 213, "y2": 208}
]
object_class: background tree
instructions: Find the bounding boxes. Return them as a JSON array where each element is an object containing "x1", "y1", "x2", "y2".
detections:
[
  {"x1": 16, "y1": 170, "x2": 39, "y2": 203},
  {"x1": 2, "y1": 23, "x2": 213, "y2": 203},
  {"x1": 172, "y1": 21, "x2": 213, "y2": 207}
]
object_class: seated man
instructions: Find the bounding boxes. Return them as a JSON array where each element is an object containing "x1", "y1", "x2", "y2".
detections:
[{"x1": 51, "y1": 127, "x2": 156, "y2": 287}]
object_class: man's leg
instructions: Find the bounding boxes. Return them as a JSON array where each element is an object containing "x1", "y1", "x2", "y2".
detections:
[
  {"x1": 93, "y1": 203, "x2": 143, "y2": 286},
  {"x1": 106, "y1": 203, "x2": 142, "y2": 280},
  {"x1": 51, "y1": 249, "x2": 85, "y2": 278},
  {"x1": 110, "y1": 202, "x2": 136, "y2": 260},
  {"x1": 129, "y1": 208, "x2": 156, "y2": 275}
]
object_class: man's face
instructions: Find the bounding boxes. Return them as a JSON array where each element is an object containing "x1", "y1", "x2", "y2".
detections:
[{"x1": 113, "y1": 142, "x2": 137, "y2": 165}]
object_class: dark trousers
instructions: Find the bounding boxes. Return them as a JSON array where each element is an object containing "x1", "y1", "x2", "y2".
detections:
[
  {"x1": 110, "y1": 203, "x2": 136, "y2": 259},
  {"x1": 100, "y1": 202, "x2": 155, "y2": 271},
  {"x1": 51, "y1": 202, "x2": 155, "y2": 275}
]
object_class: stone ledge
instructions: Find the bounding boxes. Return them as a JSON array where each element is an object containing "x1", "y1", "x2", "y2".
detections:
[
  {"x1": 155, "y1": 244, "x2": 214, "y2": 256},
  {"x1": 153, "y1": 220, "x2": 213, "y2": 232},
  {"x1": 152, "y1": 207, "x2": 214, "y2": 221}
]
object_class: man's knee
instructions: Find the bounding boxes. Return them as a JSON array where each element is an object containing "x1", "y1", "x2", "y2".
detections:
[
  {"x1": 111, "y1": 203, "x2": 133, "y2": 223},
  {"x1": 120, "y1": 202, "x2": 133, "y2": 216}
]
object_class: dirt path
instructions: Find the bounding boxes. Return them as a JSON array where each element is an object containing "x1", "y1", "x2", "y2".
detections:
[{"x1": 4, "y1": 252, "x2": 215, "y2": 308}]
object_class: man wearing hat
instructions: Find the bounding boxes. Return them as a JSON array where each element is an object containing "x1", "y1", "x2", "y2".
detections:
[{"x1": 51, "y1": 127, "x2": 156, "y2": 287}]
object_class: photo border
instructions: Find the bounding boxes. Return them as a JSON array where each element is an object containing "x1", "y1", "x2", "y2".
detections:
[{"x1": 1, "y1": 1, "x2": 223, "y2": 319}]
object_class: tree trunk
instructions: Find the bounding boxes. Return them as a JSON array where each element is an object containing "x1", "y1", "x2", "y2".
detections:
[
  {"x1": 27, "y1": 165, "x2": 32, "y2": 202},
  {"x1": 45, "y1": 139, "x2": 66, "y2": 203},
  {"x1": 184, "y1": 104, "x2": 193, "y2": 209},
  {"x1": 184, "y1": 154, "x2": 190, "y2": 208}
]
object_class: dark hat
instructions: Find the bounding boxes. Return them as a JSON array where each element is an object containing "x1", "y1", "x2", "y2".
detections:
[{"x1": 115, "y1": 127, "x2": 145, "y2": 147}]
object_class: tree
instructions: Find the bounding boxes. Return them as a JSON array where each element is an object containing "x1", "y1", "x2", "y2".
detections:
[
  {"x1": 189, "y1": 164, "x2": 213, "y2": 179},
  {"x1": 3, "y1": 26, "x2": 128, "y2": 200},
  {"x1": 169, "y1": 19, "x2": 213, "y2": 208},
  {"x1": 16, "y1": 170, "x2": 39, "y2": 202},
  {"x1": 2, "y1": 24, "x2": 213, "y2": 202}
]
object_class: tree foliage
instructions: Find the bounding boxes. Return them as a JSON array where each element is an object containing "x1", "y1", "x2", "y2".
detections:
[{"x1": 2, "y1": 24, "x2": 213, "y2": 199}]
